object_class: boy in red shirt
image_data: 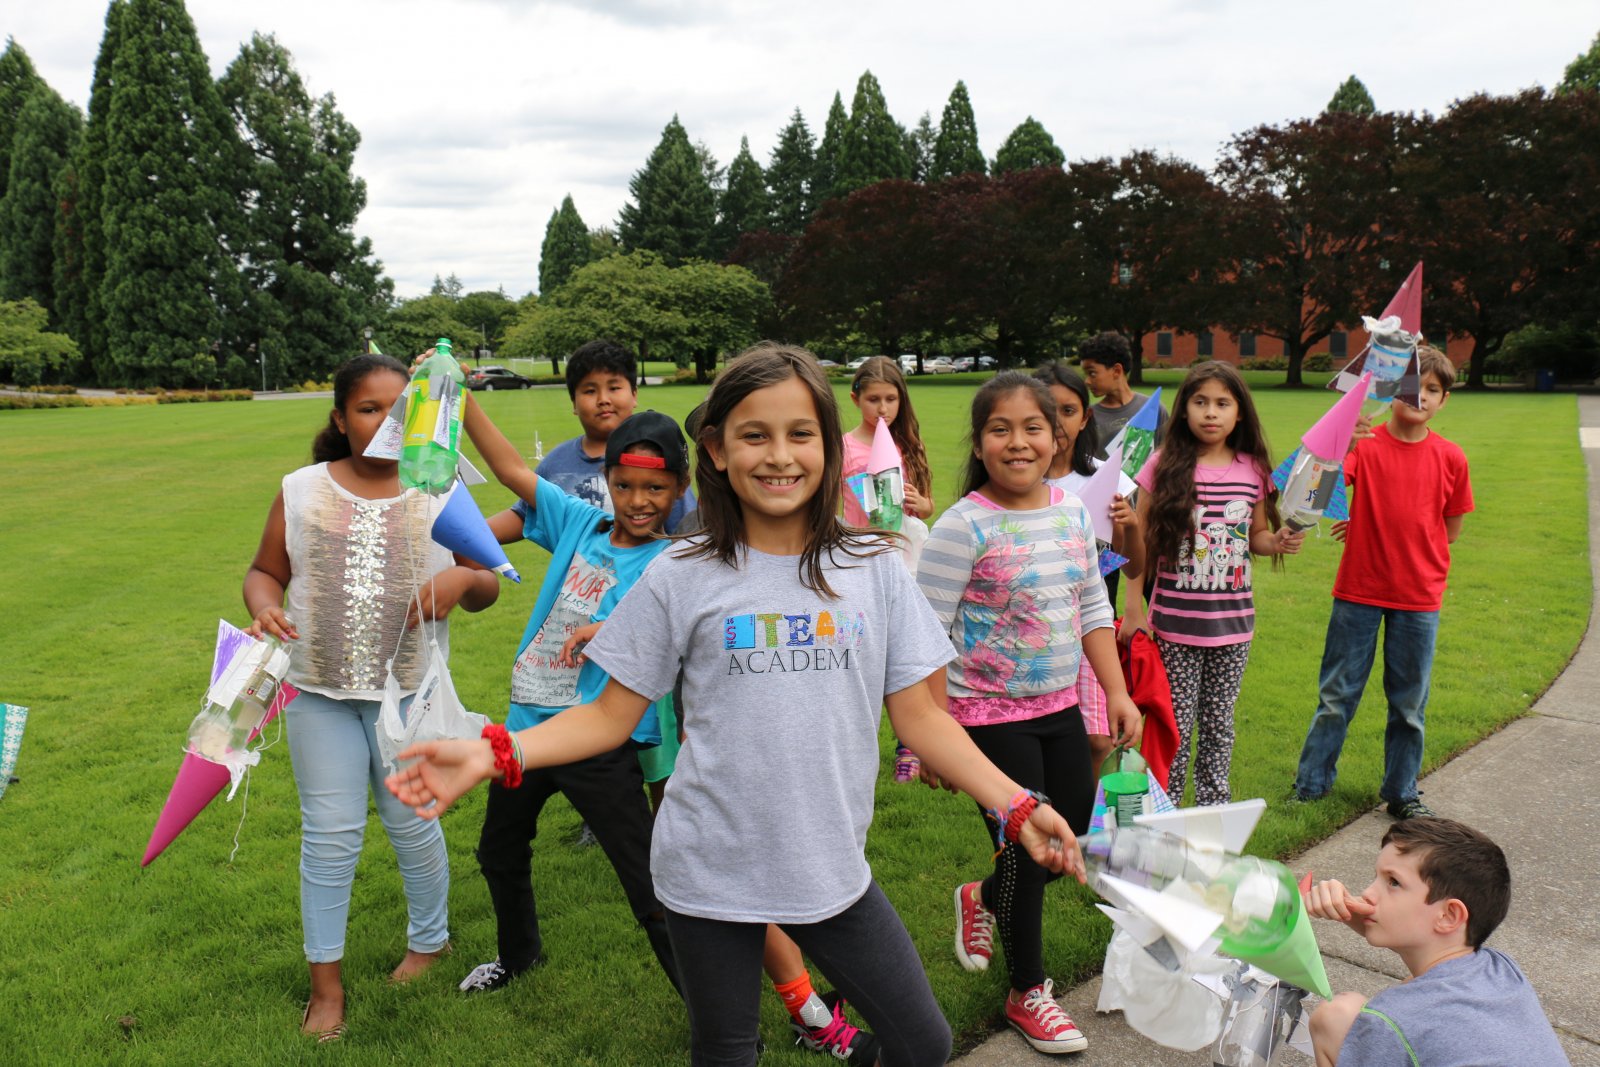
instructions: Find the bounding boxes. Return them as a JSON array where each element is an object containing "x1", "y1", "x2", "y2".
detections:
[{"x1": 1293, "y1": 348, "x2": 1474, "y2": 819}]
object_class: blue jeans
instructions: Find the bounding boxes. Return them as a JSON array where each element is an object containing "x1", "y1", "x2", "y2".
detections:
[
  {"x1": 285, "y1": 689, "x2": 450, "y2": 963},
  {"x1": 1293, "y1": 598, "x2": 1438, "y2": 804}
]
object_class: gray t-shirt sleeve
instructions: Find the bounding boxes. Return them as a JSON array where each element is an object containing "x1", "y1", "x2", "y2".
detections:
[
  {"x1": 1336, "y1": 1008, "x2": 1412, "y2": 1066},
  {"x1": 883, "y1": 548, "x2": 958, "y2": 694}
]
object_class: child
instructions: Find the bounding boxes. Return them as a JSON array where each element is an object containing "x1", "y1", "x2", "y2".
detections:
[
  {"x1": 1302, "y1": 818, "x2": 1567, "y2": 1066},
  {"x1": 386, "y1": 343, "x2": 1085, "y2": 1067},
  {"x1": 1078, "y1": 331, "x2": 1167, "y2": 460},
  {"x1": 1035, "y1": 363, "x2": 1146, "y2": 776},
  {"x1": 455, "y1": 403, "x2": 690, "y2": 996},
  {"x1": 844, "y1": 355, "x2": 934, "y2": 783},
  {"x1": 243, "y1": 354, "x2": 500, "y2": 1041},
  {"x1": 919, "y1": 371, "x2": 1143, "y2": 1056},
  {"x1": 537, "y1": 338, "x2": 696, "y2": 533},
  {"x1": 1293, "y1": 348, "x2": 1473, "y2": 819},
  {"x1": 1123, "y1": 362, "x2": 1302, "y2": 806}
]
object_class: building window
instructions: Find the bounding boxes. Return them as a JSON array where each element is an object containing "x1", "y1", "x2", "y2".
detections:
[
  {"x1": 1238, "y1": 332, "x2": 1257, "y2": 357},
  {"x1": 1197, "y1": 331, "x2": 1213, "y2": 357},
  {"x1": 1156, "y1": 332, "x2": 1173, "y2": 358},
  {"x1": 1329, "y1": 331, "x2": 1348, "y2": 358},
  {"x1": 1117, "y1": 264, "x2": 1133, "y2": 285}
]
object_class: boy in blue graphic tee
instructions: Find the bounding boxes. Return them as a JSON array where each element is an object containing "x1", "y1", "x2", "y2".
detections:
[{"x1": 458, "y1": 405, "x2": 692, "y2": 994}]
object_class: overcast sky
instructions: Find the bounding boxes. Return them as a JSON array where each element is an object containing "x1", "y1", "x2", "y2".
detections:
[{"x1": 13, "y1": 1, "x2": 1597, "y2": 298}]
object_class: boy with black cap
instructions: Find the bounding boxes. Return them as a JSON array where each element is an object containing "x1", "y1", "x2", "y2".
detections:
[{"x1": 457, "y1": 400, "x2": 692, "y2": 994}]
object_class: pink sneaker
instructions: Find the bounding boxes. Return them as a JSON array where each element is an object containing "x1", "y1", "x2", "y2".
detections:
[
  {"x1": 1006, "y1": 980, "x2": 1087, "y2": 1054},
  {"x1": 953, "y1": 881, "x2": 994, "y2": 972},
  {"x1": 893, "y1": 744, "x2": 921, "y2": 783}
]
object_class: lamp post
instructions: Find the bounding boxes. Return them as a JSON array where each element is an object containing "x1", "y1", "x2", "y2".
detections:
[
  {"x1": 364, "y1": 326, "x2": 373, "y2": 355},
  {"x1": 250, "y1": 341, "x2": 264, "y2": 393}
]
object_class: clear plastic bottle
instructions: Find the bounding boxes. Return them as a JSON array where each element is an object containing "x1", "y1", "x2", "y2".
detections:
[
  {"x1": 187, "y1": 636, "x2": 291, "y2": 762},
  {"x1": 400, "y1": 338, "x2": 464, "y2": 494}
]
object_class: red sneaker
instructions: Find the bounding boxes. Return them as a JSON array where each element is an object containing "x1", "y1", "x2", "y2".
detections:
[
  {"x1": 953, "y1": 881, "x2": 994, "y2": 972},
  {"x1": 1006, "y1": 980, "x2": 1087, "y2": 1054}
]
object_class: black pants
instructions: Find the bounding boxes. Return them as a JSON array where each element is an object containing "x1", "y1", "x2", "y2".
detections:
[
  {"x1": 476, "y1": 741, "x2": 679, "y2": 991},
  {"x1": 665, "y1": 881, "x2": 953, "y2": 1067},
  {"x1": 965, "y1": 708, "x2": 1094, "y2": 993}
]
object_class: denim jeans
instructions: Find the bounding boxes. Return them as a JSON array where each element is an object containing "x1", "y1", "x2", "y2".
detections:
[
  {"x1": 285, "y1": 688, "x2": 450, "y2": 963},
  {"x1": 1293, "y1": 598, "x2": 1439, "y2": 804}
]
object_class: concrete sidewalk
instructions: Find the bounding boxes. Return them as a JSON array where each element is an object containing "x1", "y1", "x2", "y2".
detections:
[{"x1": 955, "y1": 396, "x2": 1600, "y2": 1067}]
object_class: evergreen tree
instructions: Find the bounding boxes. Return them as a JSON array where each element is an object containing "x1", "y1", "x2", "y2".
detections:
[
  {"x1": 992, "y1": 116, "x2": 1065, "y2": 174},
  {"x1": 814, "y1": 92, "x2": 848, "y2": 207},
  {"x1": 430, "y1": 272, "x2": 464, "y2": 298},
  {"x1": 0, "y1": 39, "x2": 41, "y2": 208},
  {"x1": 932, "y1": 80, "x2": 985, "y2": 179},
  {"x1": 1326, "y1": 75, "x2": 1376, "y2": 115},
  {"x1": 617, "y1": 115, "x2": 717, "y2": 264},
  {"x1": 539, "y1": 194, "x2": 593, "y2": 294},
  {"x1": 0, "y1": 85, "x2": 82, "y2": 315},
  {"x1": 1558, "y1": 31, "x2": 1600, "y2": 94},
  {"x1": 100, "y1": 0, "x2": 241, "y2": 387},
  {"x1": 905, "y1": 112, "x2": 938, "y2": 183},
  {"x1": 836, "y1": 71, "x2": 910, "y2": 196},
  {"x1": 767, "y1": 108, "x2": 816, "y2": 235},
  {"x1": 715, "y1": 135, "x2": 771, "y2": 255},
  {"x1": 219, "y1": 33, "x2": 387, "y2": 384}
]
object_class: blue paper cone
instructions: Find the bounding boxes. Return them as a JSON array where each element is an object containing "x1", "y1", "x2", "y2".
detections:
[{"x1": 432, "y1": 486, "x2": 520, "y2": 582}]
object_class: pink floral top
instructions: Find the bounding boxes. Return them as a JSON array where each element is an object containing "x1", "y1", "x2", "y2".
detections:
[{"x1": 916, "y1": 487, "x2": 1113, "y2": 726}]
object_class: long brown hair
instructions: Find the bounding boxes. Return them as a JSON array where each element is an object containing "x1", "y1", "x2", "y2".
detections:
[
  {"x1": 959, "y1": 372, "x2": 1058, "y2": 498},
  {"x1": 1144, "y1": 361, "x2": 1281, "y2": 570},
  {"x1": 850, "y1": 356, "x2": 932, "y2": 501},
  {"x1": 685, "y1": 342, "x2": 892, "y2": 597}
]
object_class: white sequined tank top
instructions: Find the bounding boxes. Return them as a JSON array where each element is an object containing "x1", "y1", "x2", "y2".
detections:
[{"x1": 281, "y1": 463, "x2": 453, "y2": 700}]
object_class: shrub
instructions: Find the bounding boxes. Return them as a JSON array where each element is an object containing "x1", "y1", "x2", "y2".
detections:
[
  {"x1": 1240, "y1": 356, "x2": 1289, "y2": 371},
  {"x1": 1304, "y1": 353, "x2": 1333, "y2": 372},
  {"x1": 286, "y1": 379, "x2": 334, "y2": 393},
  {"x1": 15, "y1": 383, "x2": 78, "y2": 394},
  {"x1": 1498, "y1": 323, "x2": 1600, "y2": 383},
  {"x1": 155, "y1": 389, "x2": 253, "y2": 403},
  {"x1": 0, "y1": 394, "x2": 87, "y2": 409}
]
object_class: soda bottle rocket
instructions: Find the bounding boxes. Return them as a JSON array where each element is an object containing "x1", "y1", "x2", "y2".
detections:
[
  {"x1": 400, "y1": 338, "x2": 465, "y2": 494},
  {"x1": 188, "y1": 636, "x2": 291, "y2": 761}
]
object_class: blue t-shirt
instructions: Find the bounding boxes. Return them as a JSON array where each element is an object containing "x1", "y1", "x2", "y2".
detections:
[
  {"x1": 535, "y1": 434, "x2": 696, "y2": 533},
  {"x1": 505, "y1": 476, "x2": 671, "y2": 743}
]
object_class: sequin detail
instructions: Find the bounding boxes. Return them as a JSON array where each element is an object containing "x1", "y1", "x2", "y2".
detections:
[{"x1": 342, "y1": 502, "x2": 389, "y2": 691}]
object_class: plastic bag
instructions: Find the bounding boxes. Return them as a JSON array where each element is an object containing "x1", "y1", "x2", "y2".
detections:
[
  {"x1": 1098, "y1": 928, "x2": 1226, "y2": 1051},
  {"x1": 376, "y1": 636, "x2": 488, "y2": 774}
]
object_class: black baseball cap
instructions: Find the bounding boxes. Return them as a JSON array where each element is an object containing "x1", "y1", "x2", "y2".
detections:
[{"x1": 605, "y1": 410, "x2": 690, "y2": 474}]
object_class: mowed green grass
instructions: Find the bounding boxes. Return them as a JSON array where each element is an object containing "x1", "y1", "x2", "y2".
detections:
[{"x1": 0, "y1": 374, "x2": 1587, "y2": 1064}]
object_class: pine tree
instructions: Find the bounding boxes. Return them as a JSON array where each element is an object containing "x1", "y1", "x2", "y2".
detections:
[
  {"x1": 906, "y1": 112, "x2": 938, "y2": 182},
  {"x1": 992, "y1": 116, "x2": 1065, "y2": 174},
  {"x1": 767, "y1": 108, "x2": 816, "y2": 235},
  {"x1": 539, "y1": 194, "x2": 592, "y2": 294},
  {"x1": 715, "y1": 136, "x2": 771, "y2": 255},
  {"x1": 219, "y1": 33, "x2": 387, "y2": 384},
  {"x1": 814, "y1": 92, "x2": 848, "y2": 207},
  {"x1": 1326, "y1": 76, "x2": 1376, "y2": 115},
  {"x1": 0, "y1": 84, "x2": 82, "y2": 316},
  {"x1": 932, "y1": 80, "x2": 985, "y2": 179},
  {"x1": 100, "y1": 0, "x2": 241, "y2": 387},
  {"x1": 1558, "y1": 32, "x2": 1600, "y2": 94},
  {"x1": 0, "y1": 39, "x2": 41, "y2": 208},
  {"x1": 835, "y1": 71, "x2": 910, "y2": 196},
  {"x1": 617, "y1": 115, "x2": 717, "y2": 264},
  {"x1": 430, "y1": 272, "x2": 464, "y2": 298}
]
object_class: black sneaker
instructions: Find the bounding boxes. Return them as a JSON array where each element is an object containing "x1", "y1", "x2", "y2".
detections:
[
  {"x1": 458, "y1": 958, "x2": 523, "y2": 993},
  {"x1": 1386, "y1": 797, "x2": 1437, "y2": 820},
  {"x1": 790, "y1": 991, "x2": 880, "y2": 1065}
]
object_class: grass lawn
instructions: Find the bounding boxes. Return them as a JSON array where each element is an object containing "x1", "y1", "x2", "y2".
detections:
[{"x1": 0, "y1": 375, "x2": 1587, "y2": 1064}]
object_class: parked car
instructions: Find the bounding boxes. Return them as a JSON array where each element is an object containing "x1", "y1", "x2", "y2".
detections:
[
  {"x1": 817, "y1": 359, "x2": 841, "y2": 369},
  {"x1": 467, "y1": 365, "x2": 533, "y2": 391},
  {"x1": 898, "y1": 354, "x2": 920, "y2": 373},
  {"x1": 951, "y1": 356, "x2": 975, "y2": 372},
  {"x1": 846, "y1": 357, "x2": 870, "y2": 370},
  {"x1": 927, "y1": 358, "x2": 956, "y2": 374},
  {"x1": 977, "y1": 355, "x2": 997, "y2": 370}
]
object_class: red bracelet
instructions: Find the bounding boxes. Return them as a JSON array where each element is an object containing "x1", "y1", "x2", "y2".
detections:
[
  {"x1": 482, "y1": 723, "x2": 523, "y2": 789},
  {"x1": 1004, "y1": 792, "x2": 1041, "y2": 844}
]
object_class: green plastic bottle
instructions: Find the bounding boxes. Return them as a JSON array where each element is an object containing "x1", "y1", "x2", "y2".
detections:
[{"x1": 400, "y1": 338, "x2": 464, "y2": 494}]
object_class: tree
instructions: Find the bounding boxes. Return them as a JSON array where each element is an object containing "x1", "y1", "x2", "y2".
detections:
[
  {"x1": 0, "y1": 297, "x2": 77, "y2": 385},
  {"x1": 539, "y1": 195, "x2": 593, "y2": 294},
  {"x1": 714, "y1": 136, "x2": 771, "y2": 256},
  {"x1": 219, "y1": 32, "x2": 388, "y2": 385},
  {"x1": 380, "y1": 293, "x2": 476, "y2": 360},
  {"x1": 430, "y1": 272, "x2": 464, "y2": 298},
  {"x1": 456, "y1": 288, "x2": 515, "y2": 356},
  {"x1": 814, "y1": 92, "x2": 848, "y2": 207},
  {"x1": 932, "y1": 80, "x2": 985, "y2": 179},
  {"x1": 835, "y1": 72, "x2": 909, "y2": 196},
  {"x1": 617, "y1": 115, "x2": 717, "y2": 264},
  {"x1": 0, "y1": 39, "x2": 41, "y2": 208},
  {"x1": 992, "y1": 116, "x2": 1065, "y2": 174},
  {"x1": 669, "y1": 258, "x2": 771, "y2": 381},
  {"x1": 1557, "y1": 31, "x2": 1600, "y2": 94},
  {"x1": 906, "y1": 112, "x2": 937, "y2": 183},
  {"x1": 0, "y1": 85, "x2": 82, "y2": 316},
  {"x1": 1326, "y1": 76, "x2": 1376, "y2": 115},
  {"x1": 767, "y1": 108, "x2": 815, "y2": 235},
  {"x1": 100, "y1": 0, "x2": 242, "y2": 387}
]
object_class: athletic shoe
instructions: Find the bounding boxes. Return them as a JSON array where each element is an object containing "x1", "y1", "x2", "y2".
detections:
[
  {"x1": 893, "y1": 745, "x2": 921, "y2": 783},
  {"x1": 1386, "y1": 797, "x2": 1437, "y2": 820},
  {"x1": 574, "y1": 822, "x2": 600, "y2": 848},
  {"x1": 1006, "y1": 980, "x2": 1087, "y2": 1054},
  {"x1": 458, "y1": 958, "x2": 521, "y2": 993},
  {"x1": 790, "y1": 991, "x2": 879, "y2": 1064},
  {"x1": 954, "y1": 881, "x2": 994, "y2": 972}
]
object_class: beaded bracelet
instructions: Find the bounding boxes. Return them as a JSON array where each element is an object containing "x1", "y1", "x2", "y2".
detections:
[
  {"x1": 482, "y1": 723, "x2": 524, "y2": 789},
  {"x1": 984, "y1": 789, "x2": 1051, "y2": 851}
]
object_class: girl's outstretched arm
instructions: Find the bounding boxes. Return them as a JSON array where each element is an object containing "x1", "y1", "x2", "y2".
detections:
[
  {"x1": 887, "y1": 672, "x2": 1086, "y2": 882},
  {"x1": 1109, "y1": 492, "x2": 1145, "y2": 579},
  {"x1": 387, "y1": 677, "x2": 651, "y2": 818},
  {"x1": 243, "y1": 492, "x2": 299, "y2": 641},
  {"x1": 462, "y1": 391, "x2": 540, "y2": 508}
]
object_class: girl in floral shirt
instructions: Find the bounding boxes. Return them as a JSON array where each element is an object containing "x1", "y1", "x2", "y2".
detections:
[{"x1": 917, "y1": 372, "x2": 1142, "y2": 1056}]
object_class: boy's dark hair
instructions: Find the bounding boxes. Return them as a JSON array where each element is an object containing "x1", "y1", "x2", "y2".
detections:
[
  {"x1": 565, "y1": 338, "x2": 637, "y2": 400},
  {"x1": 312, "y1": 353, "x2": 411, "y2": 463},
  {"x1": 1078, "y1": 331, "x2": 1133, "y2": 373},
  {"x1": 1381, "y1": 818, "x2": 1510, "y2": 949},
  {"x1": 1416, "y1": 345, "x2": 1456, "y2": 391}
]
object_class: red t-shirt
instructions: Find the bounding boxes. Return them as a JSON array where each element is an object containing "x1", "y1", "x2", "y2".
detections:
[{"x1": 1334, "y1": 425, "x2": 1474, "y2": 612}]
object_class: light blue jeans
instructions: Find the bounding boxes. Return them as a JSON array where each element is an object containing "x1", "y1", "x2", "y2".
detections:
[
  {"x1": 1293, "y1": 598, "x2": 1439, "y2": 804},
  {"x1": 285, "y1": 689, "x2": 450, "y2": 963}
]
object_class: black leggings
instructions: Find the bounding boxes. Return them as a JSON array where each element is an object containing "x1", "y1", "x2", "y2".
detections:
[
  {"x1": 665, "y1": 881, "x2": 953, "y2": 1067},
  {"x1": 965, "y1": 708, "x2": 1094, "y2": 993}
]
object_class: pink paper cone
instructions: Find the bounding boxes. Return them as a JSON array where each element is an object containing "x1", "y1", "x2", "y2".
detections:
[
  {"x1": 142, "y1": 752, "x2": 232, "y2": 867},
  {"x1": 867, "y1": 417, "x2": 902, "y2": 476},
  {"x1": 1301, "y1": 373, "x2": 1371, "y2": 459},
  {"x1": 1380, "y1": 262, "x2": 1423, "y2": 337}
]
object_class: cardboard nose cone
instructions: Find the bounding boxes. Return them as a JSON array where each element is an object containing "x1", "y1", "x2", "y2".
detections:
[
  {"x1": 142, "y1": 751, "x2": 232, "y2": 866},
  {"x1": 1224, "y1": 893, "x2": 1333, "y2": 999},
  {"x1": 1300, "y1": 372, "x2": 1371, "y2": 460},
  {"x1": 867, "y1": 417, "x2": 902, "y2": 475},
  {"x1": 432, "y1": 485, "x2": 520, "y2": 582}
]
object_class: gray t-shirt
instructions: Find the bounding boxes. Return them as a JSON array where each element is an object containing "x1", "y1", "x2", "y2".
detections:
[
  {"x1": 1091, "y1": 391, "x2": 1168, "y2": 461},
  {"x1": 1339, "y1": 947, "x2": 1567, "y2": 1067},
  {"x1": 583, "y1": 540, "x2": 956, "y2": 923}
]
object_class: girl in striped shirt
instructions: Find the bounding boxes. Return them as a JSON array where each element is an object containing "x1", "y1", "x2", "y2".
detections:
[{"x1": 1123, "y1": 362, "x2": 1303, "y2": 807}]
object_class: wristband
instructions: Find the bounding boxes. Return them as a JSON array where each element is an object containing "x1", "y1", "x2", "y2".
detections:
[
  {"x1": 482, "y1": 723, "x2": 524, "y2": 789},
  {"x1": 985, "y1": 789, "x2": 1050, "y2": 851}
]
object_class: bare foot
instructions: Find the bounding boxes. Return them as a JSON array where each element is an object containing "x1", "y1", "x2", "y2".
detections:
[
  {"x1": 390, "y1": 944, "x2": 451, "y2": 983},
  {"x1": 300, "y1": 991, "x2": 345, "y2": 1040}
]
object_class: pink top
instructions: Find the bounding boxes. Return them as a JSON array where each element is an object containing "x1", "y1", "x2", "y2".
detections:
[{"x1": 840, "y1": 431, "x2": 873, "y2": 527}]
